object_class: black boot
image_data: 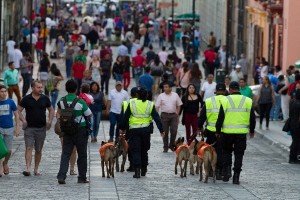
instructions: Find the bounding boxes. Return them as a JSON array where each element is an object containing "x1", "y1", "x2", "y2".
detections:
[
  {"x1": 232, "y1": 172, "x2": 240, "y2": 184},
  {"x1": 126, "y1": 165, "x2": 135, "y2": 172},
  {"x1": 141, "y1": 167, "x2": 147, "y2": 176},
  {"x1": 222, "y1": 166, "x2": 232, "y2": 182},
  {"x1": 216, "y1": 168, "x2": 222, "y2": 180},
  {"x1": 133, "y1": 168, "x2": 141, "y2": 178}
]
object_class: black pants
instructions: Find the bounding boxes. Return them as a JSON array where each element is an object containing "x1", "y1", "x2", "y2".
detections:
[
  {"x1": 128, "y1": 128, "x2": 151, "y2": 169},
  {"x1": 21, "y1": 73, "x2": 31, "y2": 97},
  {"x1": 259, "y1": 103, "x2": 272, "y2": 127},
  {"x1": 101, "y1": 71, "x2": 110, "y2": 95},
  {"x1": 57, "y1": 127, "x2": 88, "y2": 181},
  {"x1": 221, "y1": 134, "x2": 247, "y2": 173},
  {"x1": 205, "y1": 61, "x2": 215, "y2": 76},
  {"x1": 206, "y1": 130, "x2": 223, "y2": 170},
  {"x1": 290, "y1": 130, "x2": 300, "y2": 162}
]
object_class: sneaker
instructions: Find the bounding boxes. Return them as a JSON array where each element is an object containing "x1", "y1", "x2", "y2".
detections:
[{"x1": 78, "y1": 179, "x2": 89, "y2": 183}]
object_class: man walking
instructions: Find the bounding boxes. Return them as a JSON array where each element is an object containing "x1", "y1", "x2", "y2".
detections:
[
  {"x1": 106, "y1": 81, "x2": 129, "y2": 142},
  {"x1": 3, "y1": 62, "x2": 21, "y2": 105},
  {"x1": 56, "y1": 79, "x2": 92, "y2": 184},
  {"x1": 155, "y1": 82, "x2": 182, "y2": 152},
  {"x1": 198, "y1": 83, "x2": 227, "y2": 180},
  {"x1": 119, "y1": 87, "x2": 164, "y2": 178},
  {"x1": 0, "y1": 85, "x2": 20, "y2": 176},
  {"x1": 18, "y1": 80, "x2": 54, "y2": 176},
  {"x1": 216, "y1": 81, "x2": 256, "y2": 184},
  {"x1": 138, "y1": 66, "x2": 154, "y2": 100}
]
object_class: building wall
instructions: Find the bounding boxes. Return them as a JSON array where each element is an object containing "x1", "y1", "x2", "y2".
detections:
[{"x1": 282, "y1": 0, "x2": 300, "y2": 70}]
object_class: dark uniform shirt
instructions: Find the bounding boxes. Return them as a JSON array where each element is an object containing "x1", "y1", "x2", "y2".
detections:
[{"x1": 215, "y1": 92, "x2": 256, "y2": 134}]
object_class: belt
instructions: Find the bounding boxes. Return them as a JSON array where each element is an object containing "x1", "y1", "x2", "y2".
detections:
[
  {"x1": 8, "y1": 84, "x2": 18, "y2": 87},
  {"x1": 161, "y1": 112, "x2": 176, "y2": 115}
]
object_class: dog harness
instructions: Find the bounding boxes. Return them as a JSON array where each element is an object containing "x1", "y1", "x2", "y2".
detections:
[
  {"x1": 175, "y1": 144, "x2": 189, "y2": 155},
  {"x1": 99, "y1": 143, "x2": 114, "y2": 159},
  {"x1": 197, "y1": 143, "x2": 210, "y2": 160}
]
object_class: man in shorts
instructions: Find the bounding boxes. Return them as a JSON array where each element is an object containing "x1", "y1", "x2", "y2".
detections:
[
  {"x1": 0, "y1": 85, "x2": 20, "y2": 177},
  {"x1": 18, "y1": 80, "x2": 54, "y2": 176}
]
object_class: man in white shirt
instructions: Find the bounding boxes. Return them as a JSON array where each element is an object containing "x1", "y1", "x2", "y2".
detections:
[
  {"x1": 105, "y1": 18, "x2": 115, "y2": 41},
  {"x1": 260, "y1": 60, "x2": 269, "y2": 80},
  {"x1": 229, "y1": 64, "x2": 244, "y2": 82},
  {"x1": 155, "y1": 82, "x2": 182, "y2": 152},
  {"x1": 130, "y1": 39, "x2": 141, "y2": 58},
  {"x1": 158, "y1": 46, "x2": 168, "y2": 65},
  {"x1": 200, "y1": 74, "x2": 217, "y2": 101},
  {"x1": 8, "y1": 45, "x2": 23, "y2": 70},
  {"x1": 106, "y1": 81, "x2": 129, "y2": 142},
  {"x1": 6, "y1": 36, "x2": 15, "y2": 54}
]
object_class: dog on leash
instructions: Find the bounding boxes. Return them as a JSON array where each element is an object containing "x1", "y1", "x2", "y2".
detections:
[
  {"x1": 194, "y1": 138, "x2": 217, "y2": 183},
  {"x1": 188, "y1": 141, "x2": 200, "y2": 175},
  {"x1": 174, "y1": 137, "x2": 190, "y2": 178},
  {"x1": 115, "y1": 134, "x2": 128, "y2": 172},
  {"x1": 99, "y1": 141, "x2": 117, "y2": 178}
]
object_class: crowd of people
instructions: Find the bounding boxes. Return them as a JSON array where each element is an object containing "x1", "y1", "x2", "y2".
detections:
[{"x1": 0, "y1": 0, "x2": 299, "y2": 186}]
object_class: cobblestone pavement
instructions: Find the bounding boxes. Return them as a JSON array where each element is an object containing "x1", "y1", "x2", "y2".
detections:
[{"x1": 1, "y1": 45, "x2": 300, "y2": 200}]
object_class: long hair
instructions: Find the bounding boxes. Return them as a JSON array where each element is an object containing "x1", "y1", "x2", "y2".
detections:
[
  {"x1": 154, "y1": 54, "x2": 160, "y2": 66},
  {"x1": 190, "y1": 63, "x2": 202, "y2": 80},
  {"x1": 182, "y1": 62, "x2": 189, "y2": 73},
  {"x1": 90, "y1": 81, "x2": 100, "y2": 93},
  {"x1": 124, "y1": 56, "x2": 131, "y2": 67},
  {"x1": 183, "y1": 84, "x2": 197, "y2": 101}
]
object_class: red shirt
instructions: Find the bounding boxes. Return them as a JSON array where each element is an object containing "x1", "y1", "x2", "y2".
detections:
[
  {"x1": 35, "y1": 40, "x2": 44, "y2": 50},
  {"x1": 204, "y1": 50, "x2": 216, "y2": 63},
  {"x1": 100, "y1": 49, "x2": 108, "y2": 60},
  {"x1": 40, "y1": 6, "x2": 45, "y2": 18},
  {"x1": 72, "y1": 62, "x2": 85, "y2": 79},
  {"x1": 132, "y1": 55, "x2": 145, "y2": 68},
  {"x1": 288, "y1": 80, "x2": 299, "y2": 97}
]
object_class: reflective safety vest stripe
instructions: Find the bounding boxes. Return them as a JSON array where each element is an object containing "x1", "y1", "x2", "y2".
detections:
[
  {"x1": 129, "y1": 99, "x2": 154, "y2": 129},
  {"x1": 122, "y1": 100, "x2": 130, "y2": 114},
  {"x1": 221, "y1": 95, "x2": 252, "y2": 134},
  {"x1": 205, "y1": 95, "x2": 224, "y2": 132}
]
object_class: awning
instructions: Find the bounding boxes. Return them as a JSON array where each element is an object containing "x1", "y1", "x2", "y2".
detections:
[{"x1": 175, "y1": 13, "x2": 200, "y2": 21}]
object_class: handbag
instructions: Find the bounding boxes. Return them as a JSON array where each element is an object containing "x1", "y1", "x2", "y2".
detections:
[
  {"x1": 282, "y1": 118, "x2": 290, "y2": 132},
  {"x1": 0, "y1": 134, "x2": 8, "y2": 159}
]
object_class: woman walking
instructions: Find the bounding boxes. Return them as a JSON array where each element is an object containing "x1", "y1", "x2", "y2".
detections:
[
  {"x1": 256, "y1": 76, "x2": 276, "y2": 130},
  {"x1": 89, "y1": 55, "x2": 101, "y2": 84},
  {"x1": 38, "y1": 52, "x2": 50, "y2": 90},
  {"x1": 176, "y1": 62, "x2": 191, "y2": 96},
  {"x1": 150, "y1": 55, "x2": 164, "y2": 95},
  {"x1": 112, "y1": 56, "x2": 124, "y2": 82},
  {"x1": 48, "y1": 63, "x2": 64, "y2": 109},
  {"x1": 123, "y1": 56, "x2": 131, "y2": 91},
  {"x1": 189, "y1": 63, "x2": 203, "y2": 94},
  {"x1": 89, "y1": 82, "x2": 106, "y2": 143},
  {"x1": 180, "y1": 84, "x2": 203, "y2": 145}
]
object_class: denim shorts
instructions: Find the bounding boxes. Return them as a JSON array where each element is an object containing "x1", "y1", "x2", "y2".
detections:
[{"x1": 0, "y1": 127, "x2": 14, "y2": 151}]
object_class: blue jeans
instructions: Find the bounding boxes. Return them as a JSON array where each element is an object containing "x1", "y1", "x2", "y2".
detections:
[
  {"x1": 133, "y1": 68, "x2": 143, "y2": 87},
  {"x1": 159, "y1": 37, "x2": 164, "y2": 48},
  {"x1": 92, "y1": 111, "x2": 101, "y2": 138},
  {"x1": 50, "y1": 89, "x2": 59, "y2": 109},
  {"x1": 66, "y1": 58, "x2": 73, "y2": 78},
  {"x1": 109, "y1": 112, "x2": 120, "y2": 141},
  {"x1": 270, "y1": 94, "x2": 281, "y2": 120},
  {"x1": 106, "y1": 28, "x2": 112, "y2": 40},
  {"x1": 114, "y1": 73, "x2": 123, "y2": 82}
]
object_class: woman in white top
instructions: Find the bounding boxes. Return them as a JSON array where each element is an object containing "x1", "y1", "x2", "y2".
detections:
[{"x1": 89, "y1": 55, "x2": 101, "y2": 83}]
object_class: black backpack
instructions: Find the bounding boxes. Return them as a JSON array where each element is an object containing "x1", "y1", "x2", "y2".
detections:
[{"x1": 60, "y1": 97, "x2": 79, "y2": 135}]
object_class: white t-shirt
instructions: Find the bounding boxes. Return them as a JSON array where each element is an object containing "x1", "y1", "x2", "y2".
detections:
[
  {"x1": 6, "y1": 40, "x2": 15, "y2": 53},
  {"x1": 106, "y1": 18, "x2": 114, "y2": 29},
  {"x1": 26, "y1": 34, "x2": 38, "y2": 45},
  {"x1": 158, "y1": 51, "x2": 168, "y2": 65},
  {"x1": 108, "y1": 89, "x2": 129, "y2": 114},
  {"x1": 260, "y1": 65, "x2": 268, "y2": 78},
  {"x1": 201, "y1": 81, "x2": 217, "y2": 101},
  {"x1": 8, "y1": 49, "x2": 23, "y2": 69}
]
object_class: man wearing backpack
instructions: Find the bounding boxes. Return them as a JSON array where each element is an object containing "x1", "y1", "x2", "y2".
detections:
[{"x1": 56, "y1": 79, "x2": 92, "y2": 184}]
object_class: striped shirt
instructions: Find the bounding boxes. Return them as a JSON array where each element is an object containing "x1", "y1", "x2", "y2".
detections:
[{"x1": 57, "y1": 94, "x2": 92, "y2": 127}]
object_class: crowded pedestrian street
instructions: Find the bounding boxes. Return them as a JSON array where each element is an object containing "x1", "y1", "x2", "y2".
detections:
[{"x1": 1, "y1": 0, "x2": 300, "y2": 200}]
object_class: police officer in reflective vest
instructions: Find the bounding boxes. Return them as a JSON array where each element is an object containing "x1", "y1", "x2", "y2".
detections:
[
  {"x1": 198, "y1": 83, "x2": 227, "y2": 180},
  {"x1": 119, "y1": 87, "x2": 165, "y2": 178},
  {"x1": 216, "y1": 81, "x2": 256, "y2": 184},
  {"x1": 120, "y1": 87, "x2": 138, "y2": 172}
]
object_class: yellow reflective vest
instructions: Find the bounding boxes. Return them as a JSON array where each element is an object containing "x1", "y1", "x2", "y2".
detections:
[
  {"x1": 221, "y1": 95, "x2": 252, "y2": 134},
  {"x1": 129, "y1": 99, "x2": 154, "y2": 129},
  {"x1": 205, "y1": 95, "x2": 225, "y2": 132},
  {"x1": 122, "y1": 98, "x2": 137, "y2": 114}
]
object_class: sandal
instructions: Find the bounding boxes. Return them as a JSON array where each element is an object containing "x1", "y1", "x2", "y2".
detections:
[
  {"x1": 34, "y1": 172, "x2": 41, "y2": 176},
  {"x1": 3, "y1": 164, "x2": 9, "y2": 175},
  {"x1": 70, "y1": 170, "x2": 77, "y2": 175},
  {"x1": 23, "y1": 171, "x2": 31, "y2": 176}
]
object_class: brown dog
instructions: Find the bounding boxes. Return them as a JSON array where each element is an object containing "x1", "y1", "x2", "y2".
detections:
[
  {"x1": 194, "y1": 138, "x2": 217, "y2": 183},
  {"x1": 188, "y1": 141, "x2": 200, "y2": 175},
  {"x1": 99, "y1": 141, "x2": 117, "y2": 178},
  {"x1": 115, "y1": 134, "x2": 128, "y2": 172},
  {"x1": 174, "y1": 137, "x2": 190, "y2": 178}
]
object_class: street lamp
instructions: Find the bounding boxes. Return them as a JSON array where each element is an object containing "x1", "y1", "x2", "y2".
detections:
[{"x1": 168, "y1": 0, "x2": 176, "y2": 51}]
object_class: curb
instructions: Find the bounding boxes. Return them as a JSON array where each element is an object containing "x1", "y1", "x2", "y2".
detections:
[{"x1": 255, "y1": 129, "x2": 290, "y2": 158}]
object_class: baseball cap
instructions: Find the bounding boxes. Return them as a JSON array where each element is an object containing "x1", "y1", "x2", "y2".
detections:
[
  {"x1": 235, "y1": 64, "x2": 241, "y2": 69},
  {"x1": 115, "y1": 81, "x2": 122, "y2": 86},
  {"x1": 216, "y1": 83, "x2": 226, "y2": 91},
  {"x1": 229, "y1": 81, "x2": 240, "y2": 89}
]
